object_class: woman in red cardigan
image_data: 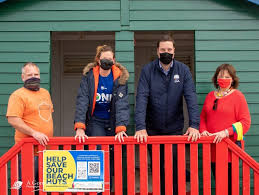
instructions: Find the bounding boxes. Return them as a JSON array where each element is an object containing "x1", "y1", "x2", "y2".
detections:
[{"x1": 200, "y1": 63, "x2": 251, "y2": 194}]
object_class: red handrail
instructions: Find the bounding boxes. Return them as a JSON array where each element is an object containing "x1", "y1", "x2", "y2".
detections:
[{"x1": 0, "y1": 136, "x2": 258, "y2": 195}]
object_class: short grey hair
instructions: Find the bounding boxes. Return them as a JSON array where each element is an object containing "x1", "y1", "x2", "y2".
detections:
[{"x1": 21, "y1": 62, "x2": 40, "y2": 74}]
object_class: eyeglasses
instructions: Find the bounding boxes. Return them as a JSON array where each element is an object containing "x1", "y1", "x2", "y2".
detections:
[{"x1": 213, "y1": 99, "x2": 218, "y2": 110}]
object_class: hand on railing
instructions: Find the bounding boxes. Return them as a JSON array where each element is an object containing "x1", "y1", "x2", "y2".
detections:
[
  {"x1": 32, "y1": 131, "x2": 49, "y2": 146},
  {"x1": 184, "y1": 127, "x2": 200, "y2": 142},
  {"x1": 115, "y1": 131, "x2": 128, "y2": 142},
  {"x1": 134, "y1": 129, "x2": 148, "y2": 143},
  {"x1": 200, "y1": 130, "x2": 213, "y2": 136},
  {"x1": 212, "y1": 130, "x2": 229, "y2": 143},
  {"x1": 75, "y1": 128, "x2": 88, "y2": 143}
]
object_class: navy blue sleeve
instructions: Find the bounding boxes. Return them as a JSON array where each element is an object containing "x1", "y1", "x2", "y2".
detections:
[
  {"x1": 115, "y1": 83, "x2": 130, "y2": 127},
  {"x1": 183, "y1": 67, "x2": 200, "y2": 129},
  {"x1": 135, "y1": 66, "x2": 150, "y2": 131},
  {"x1": 74, "y1": 75, "x2": 90, "y2": 124}
]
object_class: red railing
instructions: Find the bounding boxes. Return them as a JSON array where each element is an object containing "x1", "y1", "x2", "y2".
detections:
[{"x1": 0, "y1": 136, "x2": 258, "y2": 195}]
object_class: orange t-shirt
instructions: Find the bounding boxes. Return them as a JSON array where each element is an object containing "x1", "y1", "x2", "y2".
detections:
[{"x1": 6, "y1": 87, "x2": 54, "y2": 143}]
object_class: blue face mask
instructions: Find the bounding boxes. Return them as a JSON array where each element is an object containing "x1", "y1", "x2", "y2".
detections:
[{"x1": 24, "y1": 77, "x2": 40, "y2": 91}]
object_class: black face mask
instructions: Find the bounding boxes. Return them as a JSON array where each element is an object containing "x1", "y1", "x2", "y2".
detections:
[
  {"x1": 100, "y1": 59, "x2": 113, "y2": 70},
  {"x1": 24, "y1": 77, "x2": 40, "y2": 91},
  {"x1": 159, "y1": 52, "x2": 173, "y2": 65}
]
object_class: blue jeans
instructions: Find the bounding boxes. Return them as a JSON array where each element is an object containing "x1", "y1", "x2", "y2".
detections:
[{"x1": 88, "y1": 116, "x2": 115, "y2": 192}]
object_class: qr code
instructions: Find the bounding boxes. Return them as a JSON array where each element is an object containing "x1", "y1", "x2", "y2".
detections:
[
  {"x1": 77, "y1": 161, "x2": 87, "y2": 179},
  {"x1": 88, "y1": 161, "x2": 100, "y2": 176}
]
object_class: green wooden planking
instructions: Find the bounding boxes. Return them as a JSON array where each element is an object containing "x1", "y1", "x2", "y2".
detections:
[
  {"x1": 251, "y1": 114, "x2": 259, "y2": 125},
  {"x1": 196, "y1": 71, "x2": 259, "y2": 82},
  {"x1": 117, "y1": 61, "x2": 134, "y2": 72},
  {"x1": 130, "y1": 20, "x2": 259, "y2": 31},
  {"x1": 0, "y1": 84, "x2": 49, "y2": 94},
  {"x1": 244, "y1": 135, "x2": 259, "y2": 146},
  {"x1": 196, "y1": 61, "x2": 259, "y2": 72},
  {"x1": 0, "y1": 116, "x2": 8, "y2": 126},
  {"x1": 115, "y1": 31, "x2": 134, "y2": 41},
  {"x1": 198, "y1": 93, "x2": 259, "y2": 104},
  {"x1": 196, "y1": 83, "x2": 259, "y2": 93},
  {"x1": 0, "y1": 127, "x2": 14, "y2": 136},
  {"x1": 0, "y1": 21, "x2": 121, "y2": 31},
  {"x1": 0, "y1": 32, "x2": 50, "y2": 41},
  {"x1": 115, "y1": 51, "x2": 134, "y2": 62},
  {"x1": 196, "y1": 51, "x2": 259, "y2": 61},
  {"x1": 130, "y1": 10, "x2": 259, "y2": 20},
  {"x1": 0, "y1": 95, "x2": 9, "y2": 104},
  {"x1": 130, "y1": 1, "x2": 249, "y2": 11},
  {"x1": 0, "y1": 63, "x2": 50, "y2": 73},
  {"x1": 246, "y1": 125, "x2": 259, "y2": 135},
  {"x1": 121, "y1": 0, "x2": 130, "y2": 26},
  {"x1": 195, "y1": 30, "x2": 259, "y2": 40},
  {"x1": 0, "y1": 105, "x2": 7, "y2": 115},
  {"x1": 128, "y1": 72, "x2": 134, "y2": 83},
  {"x1": 128, "y1": 83, "x2": 134, "y2": 94},
  {"x1": 0, "y1": 42, "x2": 49, "y2": 52},
  {"x1": 245, "y1": 146, "x2": 259, "y2": 157},
  {"x1": 115, "y1": 41, "x2": 134, "y2": 52},
  {"x1": 0, "y1": 73, "x2": 49, "y2": 83},
  {"x1": 196, "y1": 40, "x2": 259, "y2": 51},
  {"x1": 0, "y1": 136, "x2": 14, "y2": 147},
  {"x1": 1, "y1": 1, "x2": 120, "y2": 11},
  {"x1": 0, "y1": 11, "x2": 120, "y2": 21},
  {"x1": 0, "y1": 53, "x2": 49, "y2": 62}
]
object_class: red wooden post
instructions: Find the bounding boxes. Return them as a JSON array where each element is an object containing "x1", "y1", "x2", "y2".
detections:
[
  {"x1": 76, "y1": 145, "x2": 84, "y2": 195},
  {"x1": 11, "y1": 154, "x2": 19, "y2": 195},
  {"x1": 254, "y1": 171, "x2": 259, "y2": 195},
  {"x1": 215, "y1": 141, "x2": 228, "y2": 195},
  {"x1": 231, "y1": 152, "x2": 239, "y2": 195},
  {"x1": 38, "y1": 145, "x2": 46, "y2": 195},
  {"x1": 139, "y1": 144, "x2": 148, "y2": 195},
  {"x1": 114, "y1": 144, "x2": 122, "y2": 195},
  {"x1": 202, "y1": 144, "x2": 211, "y2": 195},
  {"x1": 102, "y1": 145, "x2": 110, "y2": 195},
  {"x1": 164, "y1": 144, "x2": 172, "y2": 195},
  {"x1": 127, "y1": 144, "x2": 135, "y2": 195},
  {"x1": 242, "y1": 163, "x2": 250, "y2": 195},
  {"x1": 190, "y1": 144, "x2": 198, "y2": 195},
  {"x1": 152, "y1": 144, "x2": 160, "y2": 195},
  {"x1": 0, "y1": 164, "x2": 8, "y2": 195},
  {"x1": 178, "y1": 144, "x2": 186, "y2": 195},
  {"x1": 21, "y1": 142, "x2": 34, "y2": 195}
]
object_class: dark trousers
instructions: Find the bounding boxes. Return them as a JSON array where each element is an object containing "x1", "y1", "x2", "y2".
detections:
[
  {"x1": 148, "y1": 144, "x2": 178, "y2": 195},
  {"x1": 88, "y1": 116, "x2": 115, "y2": 192},
  {"x1": 18, "y1": 154, "x2": 39, "y2": 195}
]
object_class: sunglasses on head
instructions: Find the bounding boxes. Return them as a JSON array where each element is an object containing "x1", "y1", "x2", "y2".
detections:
[{"x1": 213, "y1": 99, "x2": 218, "y2": 110}]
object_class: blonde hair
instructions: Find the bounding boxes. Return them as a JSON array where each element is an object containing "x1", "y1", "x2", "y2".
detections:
[
  {"x1": 95, "y1": 45, "x2": 114, "y2": 64},
  {"x1": 22, "y1": 62, "x2": 40, "y2": 74}
]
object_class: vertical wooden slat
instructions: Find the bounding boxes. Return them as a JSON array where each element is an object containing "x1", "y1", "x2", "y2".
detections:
[
  {"x1": 63, "y1": 145, "x2": 72, "y2": 195},
  {"x1": 139, "y1": 144, "x2": 148, "y2": 195},
  {"x1": 215, "y1": 141, "x2": 228, "y2": 195},
  {"x1": 231, "y1": 152, "x2": 239, "y2": 195},
  {"x1": 178, "y1": 144, "x2": 186, "y2": 195},
  {"x1": 21, "y1": 142, "x2": 34, "y2": 195},
  {"x1": 76, "y1": 145, "x2": 84, "y2": 195},
  {"x1": 0, "y1": 164, "x2": 8, "y2": 195},
  {"x1": 127, "y1": 144, "x2": 135, "y2": 195},
  {"x1": 114, "y1": 144, "x2": 123, "y2": 195},
  {"x1": 190, "y1": 144, "x2": 198, "y2": 195},
  {"x1": 89, "y1": 145, "x2": 97, "y2": 195},
  {"x1": 11, "y1": 154, "x2": 19, "y2": 195},
  {"x1": 102, "y1": 145, "x2": 110, "y2": 195},
  {"x1": 164, "y1": 144, "x2": 172, "y2": 195},
  {"x1": 50, "y1": 145, "x2": 60, "y2": 195},
  {"x1": 254, "y1": 171, "x2": 259, "y2": 195},
  {"x1": 152, "y1": 144, "x2": 160, "y2": 195},
  {"x1": 202, "y1": 144, "x2": 211, "y2": 195},
  {"x1": 242, "y1": 163, "x2": 250, "y2": 195},
  {"x1": 38, "y1": 145, "x2": 46, "y2": 195}
]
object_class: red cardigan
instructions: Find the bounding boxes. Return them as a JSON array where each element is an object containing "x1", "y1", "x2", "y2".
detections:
[{"x1": 200, "y1": 90, "x2": 251, "y2": 162}]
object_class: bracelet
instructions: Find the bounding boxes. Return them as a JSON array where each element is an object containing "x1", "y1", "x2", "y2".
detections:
[{"x1": 224, "y1": 129, "x2": 229, "y2": 137}]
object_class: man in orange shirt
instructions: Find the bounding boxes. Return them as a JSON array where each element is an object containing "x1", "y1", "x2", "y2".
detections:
[
  {"x1": 6, "y1": 62, "x2": 54, "y2": 194},
  {"x1": 6, "y1": 62, "x2": 53, "y2": 146}
]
